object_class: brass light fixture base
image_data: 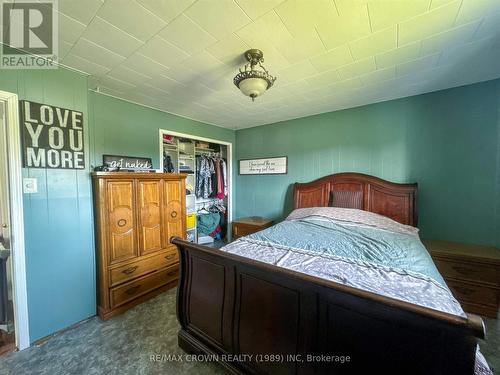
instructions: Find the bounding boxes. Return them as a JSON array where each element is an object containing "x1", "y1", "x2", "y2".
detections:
[{"x1": 244, "y1": 49, "x2": 264, "y2": 67}]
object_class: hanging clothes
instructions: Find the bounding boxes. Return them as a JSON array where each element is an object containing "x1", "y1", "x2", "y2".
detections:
[
  {"x1": 195, "y1": 155, "x2": 228, "y2": 200},
  {"x1": 196, "y1": 156, "x2": 211, "y2": 199}
]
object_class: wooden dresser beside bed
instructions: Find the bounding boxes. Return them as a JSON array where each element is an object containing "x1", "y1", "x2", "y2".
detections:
[
  {"x1": 172, "y1": 172, "x2": 486, "y2": 375},
  {"x1": 424, "y1": 240, "x2": 500, "y2": 318}
]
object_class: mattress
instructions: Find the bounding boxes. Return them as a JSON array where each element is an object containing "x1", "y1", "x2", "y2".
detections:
[{"x1": 221, "y1": 207, "x2": 492, "y2": 375}]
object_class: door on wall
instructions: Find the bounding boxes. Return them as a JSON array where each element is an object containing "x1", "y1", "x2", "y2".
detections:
[{"x1": 0, "y1": 102, "x2": 15, "y2": 354}]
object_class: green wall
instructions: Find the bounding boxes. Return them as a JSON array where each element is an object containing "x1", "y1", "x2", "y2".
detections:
[
  {"x1": 0, "y1": 68, "x2": 94, "y2": 342},
  {"x1": 235, "y1": 79, "x2": 500, "y2": 247}
]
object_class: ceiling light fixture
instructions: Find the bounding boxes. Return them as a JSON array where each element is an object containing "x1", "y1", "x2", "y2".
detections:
[{"x1": 233, "y1": 49, "x2": 276, "y2": 101}]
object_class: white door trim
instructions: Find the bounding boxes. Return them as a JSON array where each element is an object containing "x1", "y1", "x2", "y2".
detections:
[
  {"x1": 0, "y1": 90, "x2": 30, "y2": 349},
  {"x1": 158, "y1": 129, "x2": 233, "y2": 235}
]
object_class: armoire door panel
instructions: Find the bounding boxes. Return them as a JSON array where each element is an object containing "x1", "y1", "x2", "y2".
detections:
[
  {"x1": 138, "y1": 180, "x2": 163, "y2": 255},
  {"x1": 163, "y1": 180, "x2": 184, "y2": 248},
  {"x1": 107, "y1": 180, "x2": 137, "y2": 264}
]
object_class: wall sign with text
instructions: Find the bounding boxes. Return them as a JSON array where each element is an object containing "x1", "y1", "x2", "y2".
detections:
[
  {"x1": 20, "y1": 100, "x2": 85, "y2": 169},
  {"x1": 239, "y1": 157, "x2": 288, "y2": 175},
  {"x1": 103, "y1": 155, "x2": 153, "y2": 171}
]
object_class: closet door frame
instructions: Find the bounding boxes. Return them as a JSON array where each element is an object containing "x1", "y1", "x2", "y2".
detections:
[{"x1": 158, "y1": 129, "x2": 233, "y2": 239}]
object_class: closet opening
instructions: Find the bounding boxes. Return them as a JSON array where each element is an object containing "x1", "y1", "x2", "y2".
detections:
[{"x1": 159, "y1": 130, "x2": 232, "y2": 246}]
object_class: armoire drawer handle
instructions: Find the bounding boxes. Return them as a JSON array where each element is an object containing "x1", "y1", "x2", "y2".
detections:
[
  {"x1": 167, "y1": 270, "x2": 178, "y2": 277},
  {"x1": 170, "y1": 211, "x2": 178, "y2": 218},
  {"x1": 122, "y1": 266, "x2": 138, "y2": 275},
  {"x1": 117, "y1": 219, "x2": 127, "y2": 227},
  {"x1": 125, "y1": 285, "x2": 141, "y2": 295}
]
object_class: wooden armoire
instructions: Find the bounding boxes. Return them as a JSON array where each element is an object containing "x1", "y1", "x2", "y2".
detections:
[{"x1": 92, "y1": 172, "x2": 186, "y2": 319}]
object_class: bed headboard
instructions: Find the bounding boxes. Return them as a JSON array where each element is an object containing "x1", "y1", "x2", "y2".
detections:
[{"x1": 293, "y1": 172, "x2": 418, "y2": 226}]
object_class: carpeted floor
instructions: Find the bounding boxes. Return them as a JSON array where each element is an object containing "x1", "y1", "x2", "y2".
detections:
[{"x1": 0, "y1": 288, "x2": 498, "y2": 374}]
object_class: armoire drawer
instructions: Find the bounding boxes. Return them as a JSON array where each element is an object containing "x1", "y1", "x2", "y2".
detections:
[
  {"x1": 433, "y1": 258, "x2": 499, "y2": 286},
  {"x1": 110, "y1": 265, "x2": 179, "y2": 308},
  {"x1": 109, "y1": 249, "x2": 179, "y2": 287}
]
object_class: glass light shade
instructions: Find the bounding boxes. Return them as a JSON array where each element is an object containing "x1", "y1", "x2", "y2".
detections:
[{"x1": 238, "y1": 77, "x2": 269, "y2": 99}]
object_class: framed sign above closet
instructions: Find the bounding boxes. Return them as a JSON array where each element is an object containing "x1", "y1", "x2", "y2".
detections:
[{"x1": 158, "y1": 130, "x2": 233, "y2": 245}]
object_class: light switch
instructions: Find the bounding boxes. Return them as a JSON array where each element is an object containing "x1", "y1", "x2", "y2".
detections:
[{"x1": 23, "y1": 178, "x2": 38, "y2": 194}]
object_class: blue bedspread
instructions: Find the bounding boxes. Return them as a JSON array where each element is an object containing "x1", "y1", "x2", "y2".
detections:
[{"x1": 246, "y1": 218, "x2": 445, "y2": 286}]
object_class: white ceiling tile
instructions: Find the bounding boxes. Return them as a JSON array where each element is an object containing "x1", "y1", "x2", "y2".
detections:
[
  {"x1": 375, "y1": 42, "x2": 421, "y2": 68},
  {"x1": 349, "y1": 26, "x2": 397, "y2": 60},
  {"x1": 97, "y1": 0, "x2": 166, "y2": 42},
  {"x1": 420, "y1": 20, "x2": 480, "y2": 55},
  {"x1": 359, "y1": 66, "x2": 397, "y2": 86},
  {"x1": 95, "y1": 75, "x2": 137, "y2": 92},
  {"x1": 276, "y1": 31, "x2": 326, "y2": 63},
  {"x1": 236, "y1": 11, "x2": 290, "y2": 47},
  {"x1": 158, "y1": 14, "x2": 217, "y2": 55},
  {"x1": 135, "y1": 83, "x2": 170, "y2": 97},
  {"x1": 123, "y1": 53, "x2": 170, "y2": 77},
  {"x1": 337, "y1": 57, "x2": 376, "y2": 80},
  {"x1": 144, "y1": 75, "x2": 185, "y2": 93},
  {"x1": 71, "y1": 38, "x2": 125, "y2": 69},
  {"x1": 368, "y1": 0, "x2": 430, "y2": 31},
  {"x1": 276, "y1": 60, "x2": 318, "y2": 85},
  {"x1": 235, "y1": 0, "x2": 285, "y2": 20},
  {"x1": 306, "y1": 69, "x2": 342, "y2": 87},
  {"x1": 206, "y1": 34, "x2": 250, "y2": 66},
  {"x1": 270, "y1": 80, "x2": 312, "y2": 97},
  {"x1": 430, "y1": 0, "x2": 456, "y2": 9},
  {"x1": 185, "y1": 0, "x2": 251, "y2": 39},
  {"x1": 58, "y1": 12, "x2": 85, "y2": 45},
  {"x1": 398, "y1": 1, "x2": 462, "y2": 45},
  {"x1": 61, "y1": 53, "x2": 109, "y2": 76},
  {"x1": 456, "y1": 0, "x2": 500, "y2": 25},
  {"x1": 316, "y1": 4, "x2": 371, "y2": 50},
  {"x1": 82, "y1": 16, "x2": 143, "y2": 57},
  {"x1": 59, "y1": 0, "x2": 103, "y2": 25},
  {"x1": 107, "y1": 65, "x2": 152, "y2": 86},
  {"x1": 440, "y1": 36, "x2": 498, "y2": 66},
  {"x1": 136, "y1": 0, "x2": 196, "y2": 23},
  {"x1": 396, "y1": 53, "x2": 440, "y2": 77},
  {"x1": 248, "y1": 44, "x2": 291, "y2": 69},
  {"x1": 161, "y1": 65, "x2": 200, "y2": 83},
  {"x1": 138, "y1": 36, "x2": 190, "y2": 68},
  {"x1": 181, "y1": 51, "x2": 224, "y2": 73},
  {"x1": 275, "y1": 0, "x2": 337, "y2": 36},
  {"x1": 309, "y1": 45, "x2": 353, "y2": 72},
  {"x1": 474, "y1": 13, "x2": 500, "y2": 39}
]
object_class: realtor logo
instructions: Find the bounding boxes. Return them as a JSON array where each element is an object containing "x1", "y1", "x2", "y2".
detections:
[{"x1": 1, "y1": 0, "x2": 58, "y2": 69}]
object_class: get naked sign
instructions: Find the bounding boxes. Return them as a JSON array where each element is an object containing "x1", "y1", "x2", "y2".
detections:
[{"x1": 20, "y1": 100, "x2": 85, "y2": 169}]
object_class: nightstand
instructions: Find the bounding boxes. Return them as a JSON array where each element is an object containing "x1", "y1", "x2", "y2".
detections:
[
  {"x1": 424, "y1": 240, "x2": 500, "y2": 318},
  {"x1": 232, "y1": 217, "x2": 274, "y2": 240}
]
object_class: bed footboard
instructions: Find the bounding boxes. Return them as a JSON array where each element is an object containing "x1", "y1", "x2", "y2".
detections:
[{"x1": 172, "y1": 238, "x2": 484, "y2": 375}]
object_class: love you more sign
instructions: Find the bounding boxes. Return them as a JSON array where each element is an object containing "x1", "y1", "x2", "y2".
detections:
[{"x1": 20, "y1": 100, "x2": 85, "y2": 169}]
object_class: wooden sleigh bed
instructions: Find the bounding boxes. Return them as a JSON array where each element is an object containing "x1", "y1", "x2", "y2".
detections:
[{"x1": 172, "y1": 173, "x2": 484, "y2": 375}]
